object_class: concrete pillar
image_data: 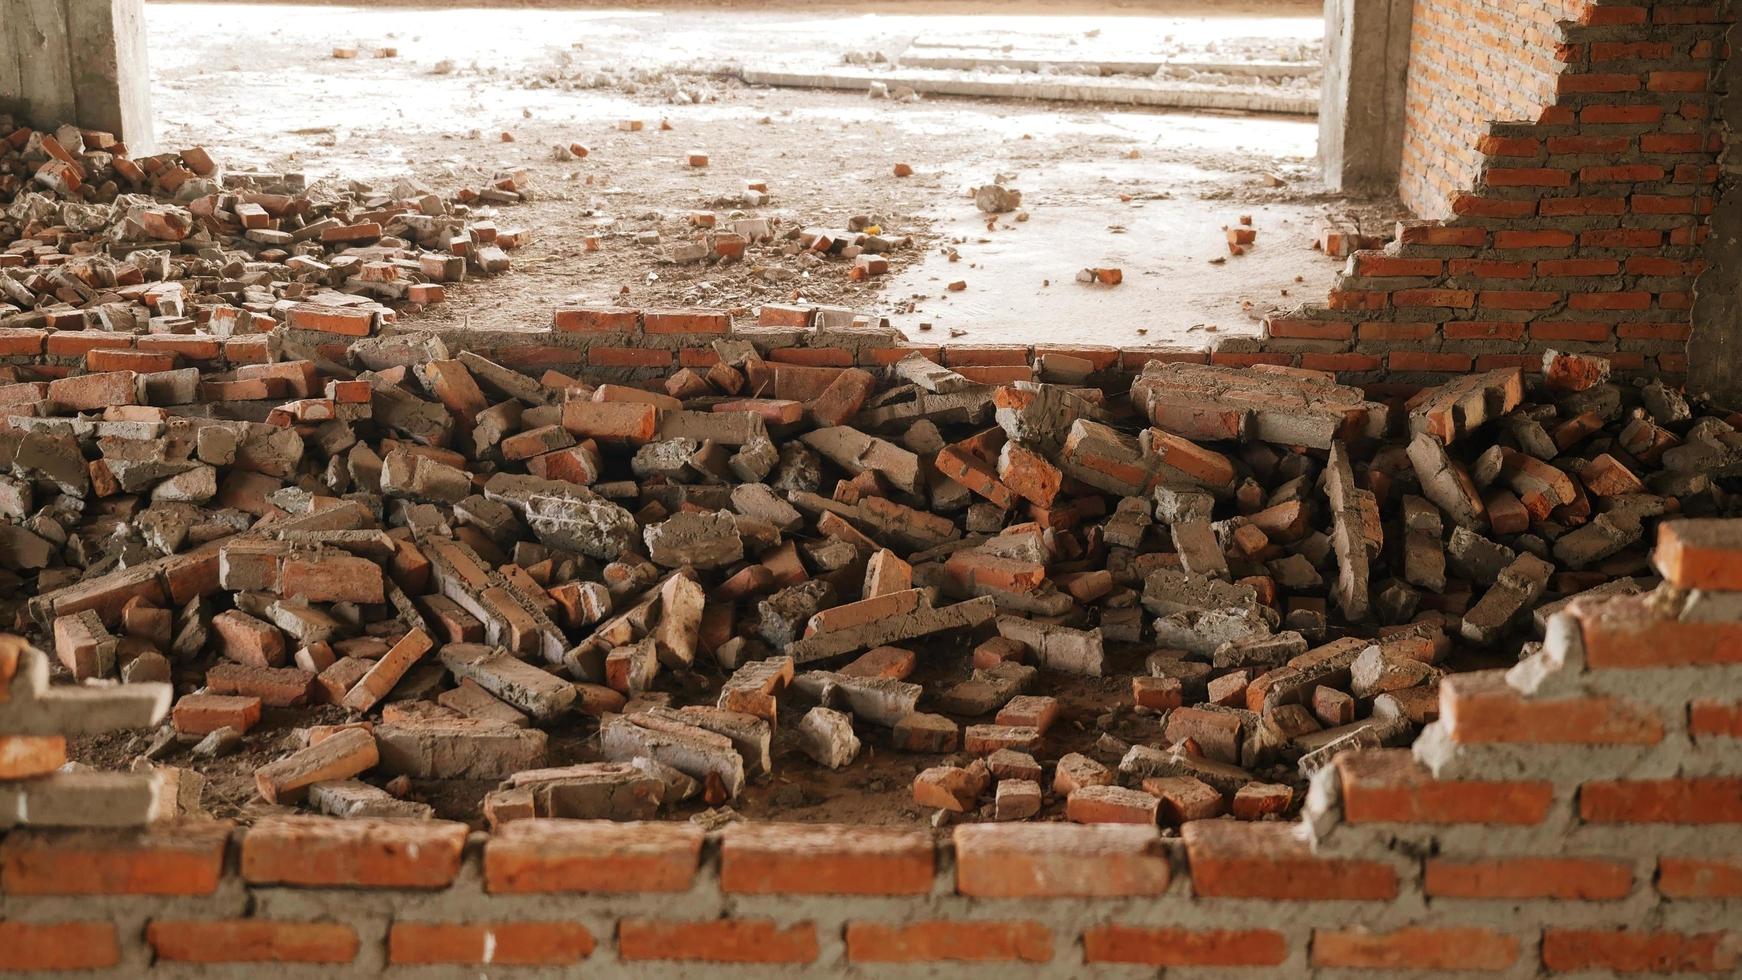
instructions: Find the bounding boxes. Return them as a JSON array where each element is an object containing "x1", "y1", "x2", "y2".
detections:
[
  {"x1": 1319, "y1": 0, "x2": 1413, "y2": 193},
  {"x1": 0, "y1": 0, "x2": 152, "y2": 149},
  {"x1": 1687, "y1": 17, "x2": 1740, "y2": 402}
]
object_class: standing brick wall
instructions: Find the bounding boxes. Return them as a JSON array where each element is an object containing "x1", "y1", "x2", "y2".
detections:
[
  {"x1": 1400, "y1": 0, "x2": 1587, "y2": 216},
  {"x1": 1256, "y1": 0, "x2": 1732, "y2": 385}
]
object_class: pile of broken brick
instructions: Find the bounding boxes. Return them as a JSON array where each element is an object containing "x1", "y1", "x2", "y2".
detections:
[
  {"x1": 5, "y1": 273, "x2": 1732, "y2": 831},
  {"x1": 1, "y1": 116, "x2": 527, "y2": 336}
]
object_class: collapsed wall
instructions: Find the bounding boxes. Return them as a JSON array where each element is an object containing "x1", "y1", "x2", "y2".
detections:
[{"x1": 1254, "y1": 0, "x2": 1731, "y2": 390}]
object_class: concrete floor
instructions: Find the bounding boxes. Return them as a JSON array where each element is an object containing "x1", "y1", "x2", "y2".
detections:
[{"x1": 142, "y1": 0, "x2": 1387, "y2": 347}]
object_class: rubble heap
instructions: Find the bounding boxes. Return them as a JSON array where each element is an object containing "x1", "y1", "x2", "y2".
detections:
[
  {"x1": 1, "y1": 116, "x2": 527, "y2": 338},
  {"x1": 1, "y1": 271, "x2": 1734, "y2": 827}
]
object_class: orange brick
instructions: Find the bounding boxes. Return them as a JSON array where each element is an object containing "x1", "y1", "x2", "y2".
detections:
[
  {"x1": 953, "y1": 823, "x2": 1168, "y2": 897},
  {"x1": 616, "y1": 919, "x2": 818, "y2": 964},
  {"x1": 553, "y1": 306, "x2": 639, "y2": 332},
  {"x1": 1542, "y1": 929, "x2": 1739, "y2": 974},
  {"x1": 1690, "y1": 700, "x2": 1742, "y2": 738},
  {"x1": 241, "y1": 817, "x2": 467, "y2": 888},
  {"x1": 147, "y1": 920, "x2": 360, "y2": 964},
  {"x1": 1182, "y1": 820, "x2": 1397, "y2": 900},
  {"x1": 1084, "y1": 926, "x2": 1288, "y2": 966},
  {"x1": 484, "y1": 820, "x2": 702, "y2": 893},
  {"x1": 642, "y1": 308, "x2": 731, "y2": 334},
  {"x1": 388, "y1": 921, "x2": 596, "y2": 965},
  {"x1": 1441, "y1": 672, "x2": 1664, "y2": 745},
  {"x1": 1425, "y1": 857, "x2": 1633, "y2": 899},
  {"x1": 172, "y1": 693, "x2": 262, "y2": 735},
  {"x1": 0, "y1": 734, "x2": 66, "y2": 779},
  {"x1": 1657, "y1": 856, "x2": 1742, "y2": 898},
  {"x1": 0, "y1": 922, "x2": 120, "y2": 972},
  {"x1": 719, "y1": 823, "x2": 932, "y2": 895},
  {"x1": 0, "y1": 822, "x2": 230, "y2": 895},
  {"x1": 562, "y1": 398, "x2": 658, "y2": 444},
  {"x1": 845, "y1": 921, "x2": 1051, "y2": 963},
  {"x1": 1654, "y1": 519, "x2": 1742, "y2": 591},
  {"x1": 1579, "y1": 778, "x2": 1742, "y2": 824},
  {"x1": 1334, "y1": 750, "x2": 1552, "y2": 825},
  {"x1": 285, "y1": 303, "x2": 374, "y2": 336},
  {"x1": 1312, "y1": 927, "x2": 1519, "y2": 970}
]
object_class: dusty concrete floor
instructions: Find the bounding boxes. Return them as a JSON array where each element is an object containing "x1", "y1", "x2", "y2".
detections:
[{"x1": 144, "y1": 0, "x2": 1400, "y2": 348}]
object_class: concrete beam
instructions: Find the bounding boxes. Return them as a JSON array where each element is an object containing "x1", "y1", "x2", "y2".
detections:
[
  {"x1": 1319, "y1": 0, "x2": 1412, "y2": 193},
  {"x1": 1, "y1": 0, "x2": 152, "y2": 148}
]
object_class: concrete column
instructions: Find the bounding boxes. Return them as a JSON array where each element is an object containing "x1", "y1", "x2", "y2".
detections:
[
  {"x1": 0, "y1": 0, "x2": 152, "y2": 149},
  {"x1": 1687, "y1": 18, "x2": 1740, "y2": 401},
  {"x1": 1319, "y1": 0, "x2": 1413, "y2": 193}
]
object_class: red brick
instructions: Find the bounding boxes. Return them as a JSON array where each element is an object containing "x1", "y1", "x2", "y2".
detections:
[
  {"x1": 1441, "y1": 671, "x2": 1664, "y2": 745},
  {"x1": 616, "y1": 919, "x2": 818, "y2": 963},
  {"x1": 1392, "y1": 288, "x2": 1474, "y2": 308},
  {"x1": 552, "y1": 306, "x2": 638, "y2": 332},
  {"x1": 1265, "y1": 317, "x2": 1353, "y2": 340},
  {"x1": 1658, "y1": 856, "x2": 1742, "y2": 898},
  {"x1": 1446, "y1": 321, "x2": 1526, "y2": 341},
  {"x1": 1654, "y1": 520, "x2": 1742, "y2": 591},
  {"x1": 172, "y1": 692, "x2": 262, "y2": 735},
  {"x1": 562, "y1": 399, "x2": 658, "y2": 444},
  {"x1": 46, "y1": 331, "x2": 134, "y2": 356},
  {"x1": 942, "y1": 344, "x2": 1030, "y2": 367},
  {"x1": 1648, "y1": 70, "x2": 1708, "y2": 92},
  {"x1": 1542, "y1": 929, "x2": 1739, "y2": 974},
  {"x1": 953, "y1": 823, "x2": 1168, "y2": 897},
  {"x1": 0, "y1": 922, "x2": 120, "y2": 972},
  {"x1": 1579, "y1": 778, "x2": 1742, "y2": 824},
  {"x1": 242, "y1": 817, "x2": 467, "y2": 888},
  {"x1": 1557, "y1": 73, "x2": 1640, "y2": 94},
  {"x1": 588, "y1": 346, "x2": 671, "y2": 368},
  {"x1": 285, "y1": 303, "x2": 373, "y2": 336},
  {"x1": 484, "y1": 820, "x2": 702, "y2": 893},
  {"x1": 1388, "y1": 351, "x2": 1473, "y2": 372},
  {"x1": 1313, "y1": 927, "x2": 1519, "y2": 970},
  {"x1": 1334, "y1": 749, "x2": 1553, "y2": 825},
  {"x1": 0, "y1": 734, "x2": 65, "y2": 778},
  {"x1": 0, "y1": 328, "x2": 48, "y2": 356},
  {"x1": 1425, "y1": 857, "x2": 1634, "y2": 899},
  {"x1": 1539, "y1": 196, "x2": 1626, "y2": 216},
  {"x1": 1182, "y1": 820, "x2": 1397, "y2": 900},
  {"x1": 0, "y1": 822, "x2": 230, "y2": 895},
  {"x1": 147, "y1": 920, "x2": 360, "y2": 964},
  {"x1": 1577, "y1": 600, "x2": 1742, "y2": 668},
  {"x1": 1084, "y1": 926, "x2": 1288, "y2": 966},
  {"x1": 388, "y1": 921, "x2": 596, "y2": 965},
  {"x1": 642, "y1": 308, "x2": 730, "y2": 335},
  {"x1": 1547, "y1": 135, "x2": 1630, "y2": 155},
  {"x1": 1530, "y1": 321, "x2": 1613, "y2": 343},
  {"x1": 719, "y1": 823, "x2": 932, "y2": 895},
  {"x1": 768, "y1": 346, "x2": 852, "y2": 367},
  {"x1": 1690, "y1": 700, "x2": 1742, "y2": 738},
  {"x1": 844, "y1": 921, "x2": 1051, "y2": 963},
  {"x1": 1484, "y1": 167, "x2": 1570, "y2": 187}
]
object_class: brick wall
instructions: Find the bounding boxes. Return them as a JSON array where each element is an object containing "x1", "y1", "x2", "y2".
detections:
[
  {"x1": 1399, "y1": 0, "x2": 1588, "y2": 216},
  {"x1": 1254, "y1": 0, "x2": 1732, "y2": 386},
  {"x1": 2, "y1": 586, "x2": 1738, "y2": 977}
]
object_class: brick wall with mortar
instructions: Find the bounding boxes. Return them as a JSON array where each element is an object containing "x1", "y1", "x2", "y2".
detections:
[
  {"x1": 3, "y1": 518, "x2": 1741, "y2": 976},
  {"x1": 1253, "y1": 0, "x2": 1733, "y2": 389}
]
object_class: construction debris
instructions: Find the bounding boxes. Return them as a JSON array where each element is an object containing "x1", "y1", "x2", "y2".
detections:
[{"x1": 1, "y1": 125, "x2": 1733, "y2": 831}]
